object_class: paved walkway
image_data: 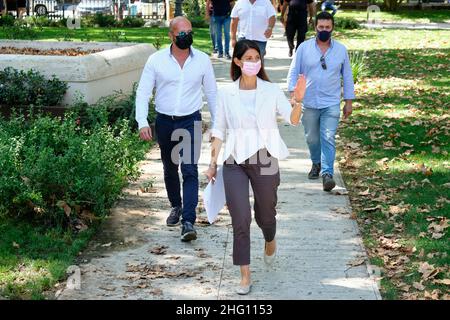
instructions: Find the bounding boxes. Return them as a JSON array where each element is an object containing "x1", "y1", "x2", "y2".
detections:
[{"x1": 58, "y1": 23, "x2": 381, "y2": 300}]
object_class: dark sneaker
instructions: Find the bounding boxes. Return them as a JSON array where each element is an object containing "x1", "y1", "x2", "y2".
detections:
[
  {"x1": 288, "y1": 48, "x2": 293, "y2": 57},
  {"x1": 308, "y1": 163, "x2": 321, "y2": 180},
  {"x1": 217, "y1": 53, "x2": 223, "y2": 58},
  {"x1": 322, "y1": 173, "x2": 336, "y2": 192},
  {"x1": 181, "y1": 221, "x2": 197, "y2": 242},
  {"x1": 225, "y1": 53, "x2": 231, "y2": 59},
  {"x1": 166, "y1": 206, "x2": 182, "y2": 226}
]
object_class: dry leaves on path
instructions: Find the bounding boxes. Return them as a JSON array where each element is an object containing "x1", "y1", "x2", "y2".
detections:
[{"x1": 149, "y1": 245, "x2": 168, "y2": 255}]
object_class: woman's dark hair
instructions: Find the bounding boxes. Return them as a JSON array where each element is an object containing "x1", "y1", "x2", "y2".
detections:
[{"x1": 230, "y1": 39, "x2": 270, "y2": 82}]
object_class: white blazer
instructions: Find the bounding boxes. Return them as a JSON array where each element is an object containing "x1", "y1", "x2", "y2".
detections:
[{"x1": 211, "y1": 77, "x2": 296, "y2": 164}]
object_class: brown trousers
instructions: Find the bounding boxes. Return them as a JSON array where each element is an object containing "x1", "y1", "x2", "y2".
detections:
[{"x1": 223, "y1": 149, "x2": 280, "y2": 266}]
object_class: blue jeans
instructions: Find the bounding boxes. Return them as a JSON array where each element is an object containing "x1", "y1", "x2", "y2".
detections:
[
  {"x1": 238, "y1": 37, "x2": 267, "y2": 58},
  {"x1": 301, "y1": 105, "x2": 340, "y2": 176},
  {"x1": 155, "y1": 111, "x2": 202, "y2": 224},
  {"x1": 209, "y1": 17, "x2": 217, "y2": 52},
  {"x1": 321, "y1": 2, "x2": 338, "y2": 16},
  {"x1": 214, "y1": 15, "x2": 231, "y2": 55}
]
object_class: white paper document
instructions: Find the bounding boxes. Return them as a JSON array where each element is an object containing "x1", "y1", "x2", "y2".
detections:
[{"x1": 203, "y1": 166, "x2": 226, "y2": 224}]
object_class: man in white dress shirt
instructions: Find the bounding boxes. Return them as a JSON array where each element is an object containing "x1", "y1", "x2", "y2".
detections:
[
  {"x1": 135, "y1": 16, "x2": 217, "y2": 242},
  {"x1": 230, "y1": 0, "x2": 277, "y2": 58}
]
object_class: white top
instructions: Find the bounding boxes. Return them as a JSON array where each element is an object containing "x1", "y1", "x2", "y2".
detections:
[
  {"x1": 212, "y1": 78, "x2": 298, "y2": 164},
  {"x1": 239, "y1": 89, "x2": 257, "y2": 128},
  {"x1": 231, "y1": 0, "x2": 277, "y2": 42},
  {"x1": 135, "y1": 46, "x2": 217, "y2": 130},
  {"x1": 236, "y1": 89, "x2": 265, "y2": 161}
]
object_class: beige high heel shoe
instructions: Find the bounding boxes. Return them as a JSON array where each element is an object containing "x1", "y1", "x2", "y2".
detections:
[
  {"x1": 236, "y1": 282, "x2": 252, "y2": 295},
  {"x1": 264, "y1": 241, "x2": 277, "y2": 265}
]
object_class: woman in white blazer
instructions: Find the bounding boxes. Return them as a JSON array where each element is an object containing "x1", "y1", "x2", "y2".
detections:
[{"x1": 205, "y1": 40, "x2": 305, "y2": 295}]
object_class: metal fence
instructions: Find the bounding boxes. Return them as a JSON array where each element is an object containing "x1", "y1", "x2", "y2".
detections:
[{"x1": 2, "y1": 0, "x2": 166, "y2": 21}]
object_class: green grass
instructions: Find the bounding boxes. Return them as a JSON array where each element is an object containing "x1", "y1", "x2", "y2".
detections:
[
  {"x1": 0, "y1": 219, "x2": 96, "y2": 299},
  {"x1": 337, "y1": 8, "x2": 450, "y2": 24},
  {"x1": 0, "y1": 26, "x2": 213, "y2": 53},
  {"x1": 334, "y1": 28, "x2": 450, "y2": 299}
]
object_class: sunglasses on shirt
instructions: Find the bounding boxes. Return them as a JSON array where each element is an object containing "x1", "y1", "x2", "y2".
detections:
[{"x1": 320, "y1": 56, "x2": 327, "y2": 70}]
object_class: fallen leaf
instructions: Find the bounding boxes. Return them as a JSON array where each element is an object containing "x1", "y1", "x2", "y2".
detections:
[
  {"x1": 413, "y1": 282, "x2": 425, "y2": 291},
  {"x1": 400, "y1": 142, "x2": 413, "y2": 148},
  {"x1": 150, "y1": 245, "x2": 168, "y2": 255},
  {"x1": 331, "y1": 188, "x2": 348, "y2": 195},
  {"x1": 81, "y1": 210, "x2": 97, "y2": 223},
  {"x1": 347, "y1": 258, "x2": 365, "y2": 267},
  {"x1": 418, "y1": 262, "x2": 439, "y2": 280},
  {"x1": 347, "y1": 142, "x2": 360, "y2": 149},
  {"x1": 99, "y1": 286, "x2": 116, "y2": 292},
  {"x1": 389, "y1": 205, "x2": 409, "y2": 215},
  {"x1": 431, "y1": 145, "x2": 441, "y2": 154},
  {"x1": 151, "y1": 288, "x2": 163, "y2": 296},
  {"x1": 376, "y1": 157, "x2": 389, "y2": 167},
  {"x1": 57, "y1": 200, "x2": 72, "y2": 217},
  {"x1": 358, "y1": 188, "x2": 370, "y2": 196},
  {"x1": 433, "y1": 279, "x2": 450, "y2": 286},
  {"x1": 363, "y1": 205, "x2": 382, "y2": 212},
  {"x1": 383, "y1": 141, "x2": 394, "y2": 148},
  {"x1": 431, "y1": 233, "x2": 444, "y2": 239},
  {"x1": 400, "y1": 285, "x2": 411, "y2": 292}
]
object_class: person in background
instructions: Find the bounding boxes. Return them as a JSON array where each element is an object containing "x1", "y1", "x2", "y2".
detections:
[
  {"x1": 0, "y1": 0, "x2": 6, "y2": 16},
  {"x1": 321, "y1": 0, "x2": 338, "y2": 16},
  {"x1": 206, "y1": 1, "x2": 218, "y2": 55},
  {"x1": 283, "y1": 0, "x2": 315, "y2": 57},
  {"x1": 230, "y1": 0, "x2": 276, "y2": 60},
  {"x1": 287, "y1": 11, "x2": 355, "y2": 192},
  {"x1": 206, "y1": 0, "x2": 234, "y2": 59},
  {"x1": 205, "y1": 39, "x2": 306, "y2": 295}
]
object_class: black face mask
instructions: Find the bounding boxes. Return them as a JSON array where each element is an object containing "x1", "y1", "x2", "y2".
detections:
[
  {"x1": 175, "y1": 32, "x2": 193, "y2": 50},
  {"x1": 317, "y1": 30, "x2": 332, "y2": 42}
]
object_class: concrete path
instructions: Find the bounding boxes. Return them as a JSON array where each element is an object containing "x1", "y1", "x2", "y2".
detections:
[{"x1": 58, "y1": 23, "x2": 381, "y2": 300}]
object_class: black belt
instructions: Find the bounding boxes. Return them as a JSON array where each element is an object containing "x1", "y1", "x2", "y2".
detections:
[{"x1": 157, "y1": 111, "x2": 199, "y2": 121}]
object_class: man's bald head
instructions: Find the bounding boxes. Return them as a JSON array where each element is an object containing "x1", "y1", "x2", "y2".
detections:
[{"x1": 169, "y1": 16, "x2": 192, "y2": 35}]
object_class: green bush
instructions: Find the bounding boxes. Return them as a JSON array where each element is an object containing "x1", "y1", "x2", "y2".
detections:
[
  {"x1": 94, "y1": 13, "x2": 117, "y2": 27},
  {"x1": 334, "y1": 17, "x2": 361, "y2": 30},
  {"x1": 72, "y1": 83, "x2": 156, "y2": 131},
  {"x1": 0, "y1": 107, "x2": 148, "y2": 229},
  {"x1": 1, "y1": 23, "x2": 41, "y2": 40},
  {"x1": 119, "y1": 16, "x2": 146, "y2": 28},
  {"x1": 349, "y1": 51, "x2": 369, "y2": 83},
  {"x1": 22, "y1": 16, "x2": 52, "y2": 28},
  {"x1": 188, "y1": 16, "x2": 208, "y2": 28},
  {"x1": 81, "y1": 15, "x2": 96, "y2": 27},
  {"x1": 0, "y1": 14, "x2": 15, "y2": 27},
  {"x1": 0, "y1": 67, "x2": 68, "y2": 107}
]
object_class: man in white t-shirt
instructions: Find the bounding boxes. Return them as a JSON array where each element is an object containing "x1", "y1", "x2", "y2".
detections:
[{"x1": 230, "y1": 0, "x2": 277, "y2": 58}]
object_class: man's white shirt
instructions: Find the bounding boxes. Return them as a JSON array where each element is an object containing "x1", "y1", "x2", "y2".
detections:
[
  {"x1": 135, "y1": 46, "x2": 217, "y2": 130},
  {"x1": 231, "y1": 0, "x2": 276, "y2": 42}
]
